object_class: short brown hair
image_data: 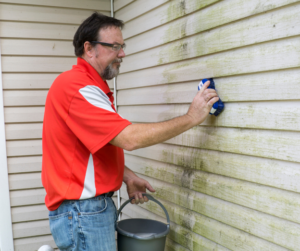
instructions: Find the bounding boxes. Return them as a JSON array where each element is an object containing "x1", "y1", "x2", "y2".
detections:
[{"x1": 73, "y1": 12, "x2": 124, "y2": 57}]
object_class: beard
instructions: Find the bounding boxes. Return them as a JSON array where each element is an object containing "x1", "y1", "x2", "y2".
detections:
[{"x1": 101, "y1": 58, "x2": 122, "y2": 80}]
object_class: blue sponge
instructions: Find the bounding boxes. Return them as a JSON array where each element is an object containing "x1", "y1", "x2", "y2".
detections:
[{"x1": 198, "y1": 78, "x2": 224, "y2": 116}]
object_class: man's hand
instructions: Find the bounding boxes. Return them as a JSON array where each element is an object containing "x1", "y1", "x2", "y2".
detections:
[
  {"x1": 123, "y1": 166, "x2": 155, "y2": 204},
  {"x1": 187, "y1": 80, "x2": 219, "y2": 126},
  {"x1": 126, "y1": 176, "x2": 155, "y2": 204}
]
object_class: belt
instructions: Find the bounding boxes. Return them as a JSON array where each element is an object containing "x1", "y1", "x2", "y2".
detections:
[{"x1": 101, "y1": 191, "x2": 114, "y2": 197}]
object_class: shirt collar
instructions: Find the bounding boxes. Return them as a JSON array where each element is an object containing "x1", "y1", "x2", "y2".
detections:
[{"x1": 74, "y1": 57, "x2": 112, "y2": 95}]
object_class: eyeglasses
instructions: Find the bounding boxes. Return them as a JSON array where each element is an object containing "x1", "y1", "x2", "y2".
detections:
[{"x1": 90, "y1": 41, "x2": 126, "y2": 51}]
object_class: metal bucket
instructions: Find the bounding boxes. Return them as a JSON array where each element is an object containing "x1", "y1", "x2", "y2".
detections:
[{"x1": 116, "y1": 194, "x2": 170, "y2": 251}]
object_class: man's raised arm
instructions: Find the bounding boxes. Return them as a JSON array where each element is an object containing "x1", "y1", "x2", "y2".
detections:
[{"x1": 110, "y1": 80, "x2": 219, "y2": 151}]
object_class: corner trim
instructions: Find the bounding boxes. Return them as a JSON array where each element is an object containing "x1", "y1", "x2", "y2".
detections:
[{"x1": 0, "y1": 40, "x2": 15, "y2": 251}]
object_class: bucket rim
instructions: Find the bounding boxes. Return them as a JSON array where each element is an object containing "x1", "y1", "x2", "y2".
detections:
[{"x1": 116, "y1": 219, "x2": 170, "y2": 240}]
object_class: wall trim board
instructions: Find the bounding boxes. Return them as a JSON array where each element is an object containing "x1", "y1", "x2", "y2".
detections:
[
  {"x1": 0, "y1": 0, "x2": 111, "y2": 11},
  {"x1": 0, "y1": 40, "x2": 15, "y2": 250}
]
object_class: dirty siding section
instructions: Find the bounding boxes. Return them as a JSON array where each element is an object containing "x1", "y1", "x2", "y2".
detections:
[
  {"x1": 0, "y1": 1, "x2": 111, "y2": 250},
  {"x1": 115, "y1": 0, "x2": 300, "y2": 250}
]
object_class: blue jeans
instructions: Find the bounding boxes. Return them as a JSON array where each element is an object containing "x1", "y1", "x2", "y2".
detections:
[{"x1": 49, "y1": 194, "x2": 117, "y2": 251}]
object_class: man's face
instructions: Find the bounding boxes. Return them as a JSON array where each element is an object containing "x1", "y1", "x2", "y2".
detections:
[{"x1": 93, "y1": 26, "x2": 125, "y2": 80}]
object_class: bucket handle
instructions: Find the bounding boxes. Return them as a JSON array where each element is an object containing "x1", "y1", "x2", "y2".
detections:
[{"x1": 117, "y1": 193, "x2": 170, "y2": 226}]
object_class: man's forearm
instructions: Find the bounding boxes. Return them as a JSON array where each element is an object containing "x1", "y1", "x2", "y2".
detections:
[
  {"x1": 110, "y1": 81, "x2": 219, "y2": 151},
  {"x1": 111, "y1": 114, "x2": 194, "y2": 151}
]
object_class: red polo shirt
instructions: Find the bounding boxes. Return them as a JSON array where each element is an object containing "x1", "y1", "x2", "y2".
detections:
[{"x1": 42, "y1": 57, "x2": 131, "y2": 211}]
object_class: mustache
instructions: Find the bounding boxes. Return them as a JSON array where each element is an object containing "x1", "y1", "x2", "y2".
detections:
[{"x1": 112, "y1": 58, "x2": 122, "y2": 64}]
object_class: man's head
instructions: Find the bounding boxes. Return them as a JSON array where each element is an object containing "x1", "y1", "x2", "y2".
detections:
[{"x1": 73, "y1": 13, "x2": 125, "y2": 80}]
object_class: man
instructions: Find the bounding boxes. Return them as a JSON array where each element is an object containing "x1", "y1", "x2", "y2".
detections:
[{"x1": 42, "y1": 13, "x2": 218, "y2": 251}]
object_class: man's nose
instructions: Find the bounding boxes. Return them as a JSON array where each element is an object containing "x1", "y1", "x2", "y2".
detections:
[{"x1": 118, "y1": 48, "x2": 126, "y2": 58}]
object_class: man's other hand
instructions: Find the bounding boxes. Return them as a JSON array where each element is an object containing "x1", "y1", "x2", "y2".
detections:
[{"x1": 126, "y1": 175, "x2": 155, "y2": 204}]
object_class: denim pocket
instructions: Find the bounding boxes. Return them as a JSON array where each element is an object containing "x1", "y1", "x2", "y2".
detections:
[
  {"x1": 80, "y1": 197, "x2": 107, "y2": 216},
  {"x1": 49, "y1": 212, "x2": 74, "y2": 250}
]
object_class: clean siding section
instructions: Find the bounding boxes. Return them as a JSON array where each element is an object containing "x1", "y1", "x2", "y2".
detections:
[
  {"x1": 0, "y1": 1, "x2": 111, "y2": 250},
  {"x1": 115, "y1": 0, "x2": 300, "y2": 250}
]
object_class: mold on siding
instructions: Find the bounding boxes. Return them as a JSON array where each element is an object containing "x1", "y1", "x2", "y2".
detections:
[{"x1": 119, "y1": 0, "x2": 300, "y2": 249}]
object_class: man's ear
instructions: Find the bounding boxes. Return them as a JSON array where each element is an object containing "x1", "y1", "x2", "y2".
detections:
[{"x1": 83, "y1": 41, "x2": 95, "y2": 58}]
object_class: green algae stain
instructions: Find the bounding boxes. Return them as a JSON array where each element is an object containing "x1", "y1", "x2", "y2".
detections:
[
  {"x1": 162, "y1": 68, "x2": 177, "y2": 84},
  {"x1": 181, "y1": 169, "x2": 194, "y2": 188},
  {"x1": 162, "y1": 58, "x2": 200, "y2": 83},
  {"x1": 145, "y1": 164, "x2": 176, "y2": 184},
  {"x1": 144, "y1": 165, "x2": 155, "y2": 177},
  {"x1": 162, "y1": 0, "x2": 222, "y2": 44},
  {"x1": 168, "y1": 227, "x2": 192, "y2": 249},
  {"x1": 195, "y1": 0, "x2": 220, "y2": 10},
  {"x1": 161, "y1": 147, "x2": 207, "y2": 172},
  {"x1": 165, "y1": 0, "x2": 187, "y2": 23},
  {"x1": 163, "y1": 19, "x2": 188, "y2": 44},
  {"x1": 158, "y1": 41, "x2": 189, "y2": 66}
]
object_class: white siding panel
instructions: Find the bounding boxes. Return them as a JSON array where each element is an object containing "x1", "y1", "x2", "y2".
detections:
[
  {"x1": 2, "y1": 56, "x2": 76, "y2": 73},
  {"x1": 9, "y1": 173, "x2": 42, "y2": 190},
  {"x1": 1, "y1": 39, "x2": 74, "y2": 56},
  {"x1": 14, "y1": 235, "x2": 56, "y2": 251},
  {"x1": 8, "y1": 156, "x2": 42, "y2": 174},
  {"x1": 10, "y1": 188, "x2": 46, "y2": 207},
  {"x1": 119, "y1": 101, "x2": 300, "y2": 131},
  {"x1": 6, "y1": 123, "x2": 42, "y2": 140},
  {"x1": 11, "y1": 204, "x2": 48, "y2": 223},
  {"x1": 117, "y1": 81, "x2": 198, "y2": 104},
  {"x1": 5, "y1": 107, "x2": 45, "y2": 123},
  {"x1": 115, "y1": 0, "x2": 169, "y2": 23},
  {"x1": 6, "y1": 140, "x2": 42, "y2": 157},
  {"x1": 0, "y1": 4, "x2": 109, "y2": 24},
  {"x1": 2, "y1": 73, "x2": 58, "y2": 89},
  {"x1": 115, "y1": 1, "x2": 300, "y2": 250},
  {"x1": 126, "y1": 145, "x2": 300, "y2": 193},
  {"x1": 122, "y1": 4, "x2": 300, "y2": 71},
  {"x1": 13, "y1": 220, "x2": 50, "y2": 239},
  {"x1": 165, "y1": 126, "x2": 300, "y2": 163},
  {"x1": 126, "y1": 158, "x2": 300, "y2": 235},
  {"x1": 122, "y1": 0, "x2": 220, "y2": 39},
  {"x1": 119, "y1": 37, "x2": 300, "y2": 88},
  {"x1": 0, "y1": 0, "x2": 110, "y2": 11},
  {"x1": 118, "y1": 69, "x2": 300, "y2": 102},
  {"x1": 0, "y1": 21, "x2": 78, "y2": 39},
  {"x1": 3, "y1": 90, "x2": 48, "y2": 106},
  {"x1": 107, "y1": 79, "x2": 114, "y2": 89},
  {"x1": 123, "y1": 0, "x2": 299, "y2": 54},
  {"x1": 114, "y1": 0, "x2": 135, "y2": 12}
]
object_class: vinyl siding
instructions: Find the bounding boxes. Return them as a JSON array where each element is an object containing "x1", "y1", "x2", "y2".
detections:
[
  {"x1": 0, "y1": 1, "x2": 111, "y2": 250},
  {"x1": 115, "y1": 0, "x2": 300, "y2": 250}
]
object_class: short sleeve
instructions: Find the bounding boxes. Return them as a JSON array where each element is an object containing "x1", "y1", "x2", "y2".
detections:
[{"x1": 65, "y1": 85, "x2": 131, "y2": 154}]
